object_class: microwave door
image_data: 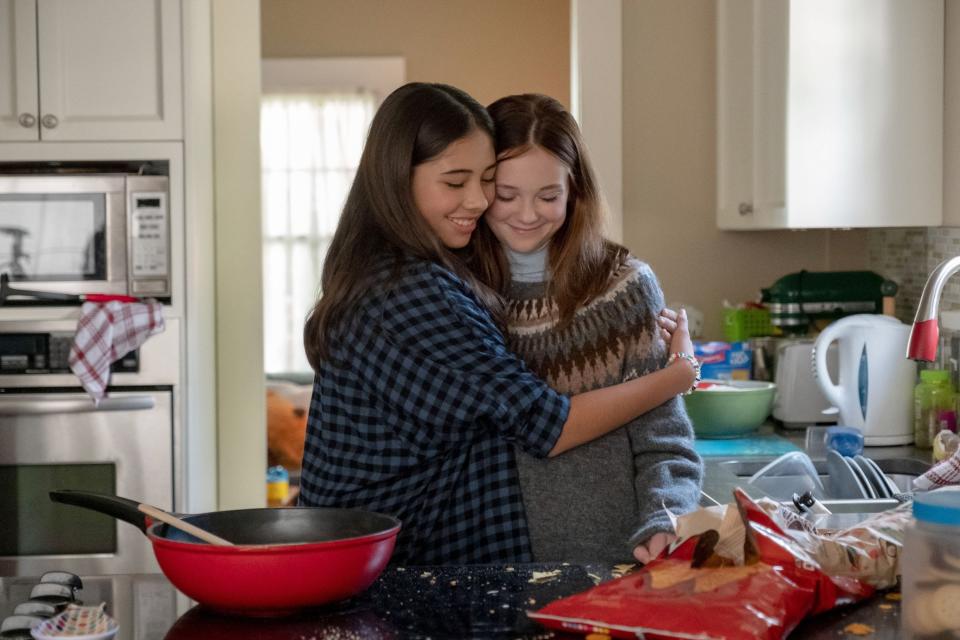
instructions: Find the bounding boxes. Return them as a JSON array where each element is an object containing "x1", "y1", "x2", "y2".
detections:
[{"x1": 0, "y1": 176, "x2": 128, "y2": 297}]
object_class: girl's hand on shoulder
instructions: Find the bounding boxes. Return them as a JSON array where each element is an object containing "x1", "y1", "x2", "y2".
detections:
[
  {"x1": 658, "y1": 308, "x2": 678, "y2": 343},
  {"x1": 633, "y1": 531, "x2": 677, "y2": 564},
  {"x1": 668, "y1": 308, "x2": 694, "y2": 358}
]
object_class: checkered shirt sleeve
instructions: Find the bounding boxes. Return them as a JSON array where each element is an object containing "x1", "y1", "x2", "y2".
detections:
[{"x1": 299, "y1": 260, "x2": 569, "y2": 565}]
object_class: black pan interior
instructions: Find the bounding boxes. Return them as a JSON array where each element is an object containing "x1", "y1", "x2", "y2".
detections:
[{"x1": 153, "y1": 507, "x2": 400, "y2": 545}]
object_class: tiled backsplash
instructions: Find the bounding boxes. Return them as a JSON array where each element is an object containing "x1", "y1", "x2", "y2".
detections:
[
  {"x1": 868, "y1": 227, "x2": 960, "y2": 323},
  {"x1": 869, "y1": 227, "x2": 960, "y2": 379}
]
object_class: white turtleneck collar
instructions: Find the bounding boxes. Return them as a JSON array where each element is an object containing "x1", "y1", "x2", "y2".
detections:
[{"x1": 505, "y1": 245, "x2": 549, "y2": 283}]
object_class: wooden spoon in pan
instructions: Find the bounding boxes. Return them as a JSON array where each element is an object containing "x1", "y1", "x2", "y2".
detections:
[{"x1": 137, "y1": 503, "x2": 235, "y2": 546}]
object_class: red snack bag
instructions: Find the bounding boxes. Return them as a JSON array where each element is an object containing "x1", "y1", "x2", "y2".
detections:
[{"x1": 528, "y1": 489, "x2": 872, "y2": 640}]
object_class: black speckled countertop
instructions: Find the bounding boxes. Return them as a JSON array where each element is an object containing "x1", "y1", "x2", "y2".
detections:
[{"x1": 1, "y1": 563, "x2": 904, "y2": 639}]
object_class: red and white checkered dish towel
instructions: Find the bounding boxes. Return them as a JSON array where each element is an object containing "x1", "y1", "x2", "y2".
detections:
[
  {"x1": 913, "y1": 447, "x2": 960, "y2": 491},
  {"x1": 69, "y1": 301, "x2": 165, "y2": 403}
]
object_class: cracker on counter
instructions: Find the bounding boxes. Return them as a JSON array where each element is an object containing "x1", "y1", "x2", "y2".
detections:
[
  {"x1": 528, "y1": 570, "x2": 562, "y2": 584},
  {"x1": 842, "y1": 623, "x2": 874, "y2": 636}
]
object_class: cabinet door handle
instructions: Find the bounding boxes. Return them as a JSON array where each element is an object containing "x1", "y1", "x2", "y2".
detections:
[
  {"x1": 18, "y1": 113, "x2": 36, "y2": 128},
  {"x1": 41, "y1": 114, "x2": 59, "y2": 129},
  {"x1": 738, "y1": 202, "x2": 754, "y2": 216}
]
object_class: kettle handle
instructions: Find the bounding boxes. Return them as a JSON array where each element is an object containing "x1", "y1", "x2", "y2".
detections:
[{"x1": 812, "y1": 321, "x2": 850, "y2": 410}]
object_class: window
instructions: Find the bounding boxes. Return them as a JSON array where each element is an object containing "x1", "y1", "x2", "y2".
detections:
[
  {"x1": 260, "y1": 58, "x2": 404, "y2": 374},
  {"x1": 260, "y1": 91, "x2": 375, "y2": 373}
]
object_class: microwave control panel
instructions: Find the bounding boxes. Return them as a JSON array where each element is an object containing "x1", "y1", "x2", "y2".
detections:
[
  {"x1": 131, "y1": 192, "x2": 167, "y2": 279},
  {"x1": 0, "y1": 332, "x2": 138, "y2": 374},
  {"x1": 128, "y1": 174, "x2": 171, "y2": 298}
]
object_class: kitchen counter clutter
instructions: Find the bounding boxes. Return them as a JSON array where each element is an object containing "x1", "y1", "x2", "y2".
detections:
[
  {"x1": 0, "y1": 428, "x2": 930, "y2": 639},
  {"x1": 0, "y1": 565, "x2": 904, "y2": 640}
]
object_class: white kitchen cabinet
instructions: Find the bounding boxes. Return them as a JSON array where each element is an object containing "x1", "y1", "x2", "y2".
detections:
[
  {"x1": 717, "y1": 0, "x2": 943, "y2": 229},
  {"x1": 0, "y1": 0, "x2": 38, "y2": 141},
  {"x1": 0, "y1": 0, "x2": 182, "y2": 142}
]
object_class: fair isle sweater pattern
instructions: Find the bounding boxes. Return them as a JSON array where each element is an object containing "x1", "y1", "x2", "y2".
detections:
[{"x1": 506, "y1": 256, "x2": 704, "y2": 564}]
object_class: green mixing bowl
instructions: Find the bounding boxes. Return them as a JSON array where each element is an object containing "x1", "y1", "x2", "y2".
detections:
[{"x1": 683, "y1": 379, "x2": 777, "y2": 438}]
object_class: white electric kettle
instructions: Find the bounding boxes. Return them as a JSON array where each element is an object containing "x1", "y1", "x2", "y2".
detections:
[{"x1": 813, "y1": 314, "x2": 917, "y2": 446}]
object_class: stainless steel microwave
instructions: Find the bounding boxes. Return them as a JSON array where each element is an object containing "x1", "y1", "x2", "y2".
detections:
[{"x1": 0, "y1": 172, "x2": 170, "y2": 300}]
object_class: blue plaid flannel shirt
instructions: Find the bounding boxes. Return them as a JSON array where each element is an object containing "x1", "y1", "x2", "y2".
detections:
[{"x1": 299, "y1": 258, "x2": 570, "y2": 565}]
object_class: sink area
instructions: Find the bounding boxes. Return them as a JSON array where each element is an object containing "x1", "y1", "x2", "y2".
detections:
[
  {"x1": 699, "y1": 430, "x2": 932, "y2": 522},
  {"x1": 716, "y1": 456, "x2": 926, "y2": 500},
  {"x1": 718, "y1": 456, "x2": 928, "y2": 479}
]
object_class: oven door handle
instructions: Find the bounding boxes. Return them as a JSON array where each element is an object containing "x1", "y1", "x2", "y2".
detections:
[{"x1": 0, "y1": 395, "x2": 156, "y2": 415}]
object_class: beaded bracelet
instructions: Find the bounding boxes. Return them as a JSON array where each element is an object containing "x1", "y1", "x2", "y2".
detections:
[{"x1": 667, "y1": 352, "x2": 701, "y2": 395}]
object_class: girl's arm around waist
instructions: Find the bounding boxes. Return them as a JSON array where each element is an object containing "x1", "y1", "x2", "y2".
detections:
[{"x1": 548, "y1": 359, "x2": 696, "y2": 456}]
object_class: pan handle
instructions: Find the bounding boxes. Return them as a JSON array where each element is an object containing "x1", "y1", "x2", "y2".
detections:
[{"x1": 50, "y1": 490, "x2": 148, "y2": 533}]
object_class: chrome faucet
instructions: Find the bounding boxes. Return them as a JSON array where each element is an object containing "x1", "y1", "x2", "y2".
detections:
[{"x1": 908, "y1": 256, "x2": 960, "y2": 361}]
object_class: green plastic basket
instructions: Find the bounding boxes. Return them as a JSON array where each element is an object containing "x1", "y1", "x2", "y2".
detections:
[{"x1": 722, "y1": 307, "x2": 773, "y2": 342}]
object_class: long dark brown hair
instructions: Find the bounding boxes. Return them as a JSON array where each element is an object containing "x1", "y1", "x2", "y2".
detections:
[
  {"x1": 483, "y1": 94, "x2": 627, "y2": 326},
  {"x1": 304, "y1": 83, "x2": 503, "y2": 369}
]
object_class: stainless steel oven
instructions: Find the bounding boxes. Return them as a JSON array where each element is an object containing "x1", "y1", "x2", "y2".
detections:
[
  {"x1": 0, "y1": 161, "x2": 171, "y2": 301},
  {"x1": 0, "y1": 319, "x2": 179, "y2": 576}
]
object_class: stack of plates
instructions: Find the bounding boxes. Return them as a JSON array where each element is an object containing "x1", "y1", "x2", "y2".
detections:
[
  {"x1": 853, "y1": 454, "x2": 899, "y2": 499},
  {"x1": 825, "y1": 450, "x2": 898, "y2": 499}
]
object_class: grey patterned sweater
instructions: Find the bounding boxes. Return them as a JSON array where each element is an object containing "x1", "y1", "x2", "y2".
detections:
[{"x1": 506, "y1": 256, "x2": 703, "y2": 564}]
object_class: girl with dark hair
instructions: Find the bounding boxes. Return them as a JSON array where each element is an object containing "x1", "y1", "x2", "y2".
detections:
[
  {"x1": 299, "y1": 83, "x2": 698, "y2": 565},
  {"x1": 481, "y1": 93, "x2": 702, "y2": 565}
]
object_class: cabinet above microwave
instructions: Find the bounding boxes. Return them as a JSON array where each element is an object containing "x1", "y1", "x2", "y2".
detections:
[
  {"x1": 717, "y1": 0, "x2": 943, "y2": 229},
  {"x1": 0, "y1": 0, "x2": 183, "y2": 142}
]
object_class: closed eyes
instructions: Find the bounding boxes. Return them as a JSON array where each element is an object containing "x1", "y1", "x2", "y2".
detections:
[{"x1": 495, "y1": 193, "x2": 560, "y2": 203}]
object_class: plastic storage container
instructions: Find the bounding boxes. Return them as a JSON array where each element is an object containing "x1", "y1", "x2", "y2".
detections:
[
  {"x1": 914, "y1": 369, "x2": 957, "y2": 449},
  {"x1": 901, "y1": 488, "x2": 960, "y2": 637},
  {"x1": 746, "y1": 451, "x2": 826, "y2": 499}
]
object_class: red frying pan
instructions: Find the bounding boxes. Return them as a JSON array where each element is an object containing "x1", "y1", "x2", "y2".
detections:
[{"x1": 50, "y1": 490, "x2": 401, "y2": 616}]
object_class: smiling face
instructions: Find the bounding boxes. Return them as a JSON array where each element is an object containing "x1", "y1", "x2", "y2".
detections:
[
  {"x1": 487, "y1": 145, "x2": 569, "y2": 254},
  {"x1": 411, "y1": 129, "x2": 496, "y2": 249}
]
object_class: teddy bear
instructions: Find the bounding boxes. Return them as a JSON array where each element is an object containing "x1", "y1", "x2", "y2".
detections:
[{"x1": 267, "y1": 389, "x2": 308, "y2": 470}]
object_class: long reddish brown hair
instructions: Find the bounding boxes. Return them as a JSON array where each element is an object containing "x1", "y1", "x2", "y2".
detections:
[
  {"x1": 484, "y1": 94, "x2": 627, "y2": 325},
  {"x1": 304, "y1": 83, "x2": 504, "y2": 369}
]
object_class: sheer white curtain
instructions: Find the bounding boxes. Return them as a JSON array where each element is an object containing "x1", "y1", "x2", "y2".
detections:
[{"x1": 260, "y1": 91, "x2": 376, "y2": 373}]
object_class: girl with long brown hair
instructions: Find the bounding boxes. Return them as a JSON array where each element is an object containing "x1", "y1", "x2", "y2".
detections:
[
  {"x1": 482, "y1": 93, "x2": 702, "y2": 565},
  {"x1": 299, "y1": 83, "x2": 698, "y2": 565}
]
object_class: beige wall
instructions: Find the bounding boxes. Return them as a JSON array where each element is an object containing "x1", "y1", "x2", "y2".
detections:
[
  {"x1": 622, "y1": 0, "x2": 870, "y2": 340},
  {"x1": 260, "y1": 0, "x2": 570, "y2": 108},
  {"x1": 261, "y1": 0, "x2": 873, "y2": 341}
]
